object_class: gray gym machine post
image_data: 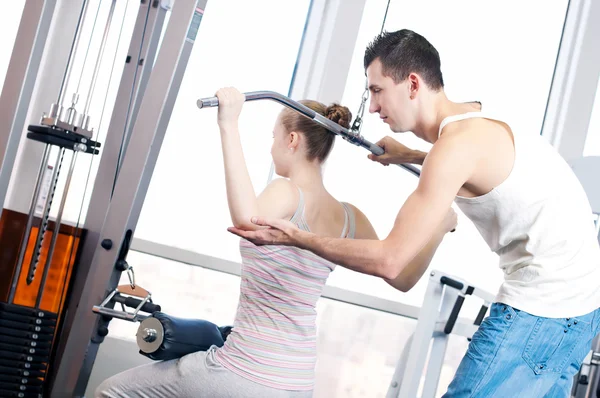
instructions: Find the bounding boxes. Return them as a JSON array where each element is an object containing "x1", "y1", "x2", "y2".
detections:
[{"x1": 384, "y1": 271, "x2": 495, "y2": 398}]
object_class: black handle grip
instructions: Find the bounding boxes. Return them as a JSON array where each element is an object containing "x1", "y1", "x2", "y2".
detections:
[
  {"x1": 444, "y1": 295, "x2": 466, "y2": 334},
  {"x1": 113, "y1": 295, "x2": 161, "y2": 313},
  {"x1": 440, "y1": 276, "x2": 464, "y2": 290},
  {"x1": 474, "y1": 305, "x2": 488, "y2": 326}
]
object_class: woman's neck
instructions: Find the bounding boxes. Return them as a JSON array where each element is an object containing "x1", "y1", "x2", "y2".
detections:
[{"x1": 287, "y1": 162, "x2": 326, "y2": 193}]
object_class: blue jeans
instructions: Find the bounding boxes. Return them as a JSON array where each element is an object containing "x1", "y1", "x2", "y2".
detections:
[{"x1": 443, "y1": 303, "x2": 600, "y2": 397}]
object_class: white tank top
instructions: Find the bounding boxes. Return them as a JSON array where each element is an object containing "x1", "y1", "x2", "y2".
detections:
[{"x1": 439, "y1": 111, "x2": 600, "y2": 318}]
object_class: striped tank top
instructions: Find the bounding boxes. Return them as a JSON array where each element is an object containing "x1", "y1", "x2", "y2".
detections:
[{"x1": 214, "y1": 187, "x2": 356, "y2": 391}]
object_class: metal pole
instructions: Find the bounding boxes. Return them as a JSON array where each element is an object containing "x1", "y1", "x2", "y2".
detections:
[
  {"x1": 35, "y1": 150, "x2": 79, "y2": 308},
  {"x1": 8, "y1": 144, "x2": 51, "y2": 303},
  {"x1": 388, "y1": 272, "x2": 444, "y2": 398},
  {"x1": 82, "y1": 0, "x2": 118, "y2": 117},
  {"x1": 57, "y1": 0, "x2": 91, "y2": 107},
  {"x1": 117, "y1": 2, "x2": 169, "y2": 170},
  {"x1": 421, "y1": 287, "x2": 457, "y2": 398},
  {"x1": 197, "y1": 91, "x2": 421, "y2": 177},
  {"x1": 25, "y1": 148, "x2": 65, "y2": 285}
]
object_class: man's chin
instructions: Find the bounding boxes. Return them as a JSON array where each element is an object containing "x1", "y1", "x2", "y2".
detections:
[{"x1": 384, "y1": 120, "x2": 407, "y2": 133}]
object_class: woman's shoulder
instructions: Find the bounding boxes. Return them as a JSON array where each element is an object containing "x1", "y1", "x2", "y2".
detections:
[
  {"x1": 257, "y1": 178, "x2": 300, "y2": 220},
  {"x1": 267, "y1": 177, "x2": 297, "y2": 191},
  {"x1": 264, "y1": 178, "x2": 300, "y2": 201},
  {"x1": 338, "y1": 202, "x2": 378, "y2": 240}
]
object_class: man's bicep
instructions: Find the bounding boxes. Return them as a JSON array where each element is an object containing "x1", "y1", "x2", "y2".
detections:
[{"x1": 383, "y1": 136, "x2": 476, "y2": 272}]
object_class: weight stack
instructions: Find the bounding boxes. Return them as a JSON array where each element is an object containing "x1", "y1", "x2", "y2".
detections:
[{"x1": 0, "y1": 302, "x2": 56, "y2": 398}]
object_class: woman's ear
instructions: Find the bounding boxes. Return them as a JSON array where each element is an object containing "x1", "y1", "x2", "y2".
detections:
[{"x1": 288, "y1": 131, "x2": 300, "y2": 152}]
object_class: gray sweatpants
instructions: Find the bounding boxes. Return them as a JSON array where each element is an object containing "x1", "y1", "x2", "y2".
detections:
[{"x1": 94, "y1": 346, "x2": 313, "y2": 398}]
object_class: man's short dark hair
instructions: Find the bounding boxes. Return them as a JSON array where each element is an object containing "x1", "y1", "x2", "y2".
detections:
[{"x1": 364, "y1": 29, "x2": 444, "y2": 90}]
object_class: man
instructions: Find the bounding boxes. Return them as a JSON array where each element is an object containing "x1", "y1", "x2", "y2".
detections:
[{"x1": 229, "y1": 29, "x2": 600, "y2": 396}]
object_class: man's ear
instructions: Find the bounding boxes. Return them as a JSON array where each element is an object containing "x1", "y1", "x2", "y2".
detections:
[{"x1": 408, "y1": 72, "x2": 420, "y2": 99}]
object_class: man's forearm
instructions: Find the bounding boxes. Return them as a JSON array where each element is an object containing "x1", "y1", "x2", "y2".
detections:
[
  {"x1": 385, "y1": 228, "x2": 446, "y2": 292},
  {"x1": 297, "y1": 231, "x2": 399, "y2": 279},
  {"x1": 406, "y1": 149, "x2": 427, "y2": 165}
]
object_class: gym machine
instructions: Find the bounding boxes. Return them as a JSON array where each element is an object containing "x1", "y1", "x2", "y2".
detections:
[
  {"x1": 572, "y1": 337, "x2": 600, "y2": 398},
  {"x1": 0, "y1": 0, "x2": 180, "y2": 396}
]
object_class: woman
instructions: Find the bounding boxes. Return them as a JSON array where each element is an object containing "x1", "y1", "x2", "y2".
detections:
[{"x1": 95, "y1": 87, "x2": 457, "y2": 397}]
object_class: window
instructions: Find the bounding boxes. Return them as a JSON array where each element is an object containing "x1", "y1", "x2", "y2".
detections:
[
  {"x1": 0, "y1": 1, "x2": 25, "y2": 93},
  {"x1": 322, "y1": 0, "x2": 569, "y2": 308},
  {"x1": 134, "y1": 0, "x2": 312, "y2": 262},
  {"x1": 584, "y1": 77, "x2": 600, "y2": 156}
]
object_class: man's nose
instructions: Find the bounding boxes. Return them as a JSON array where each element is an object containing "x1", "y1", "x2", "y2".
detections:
[{"x1": 369, "y1": 98, "x2": 380, "y2": 114}]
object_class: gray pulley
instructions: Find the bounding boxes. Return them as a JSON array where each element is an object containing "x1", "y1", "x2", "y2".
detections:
[{"x1": 136, "y1": 316, "x2": 164, "y2": 354}]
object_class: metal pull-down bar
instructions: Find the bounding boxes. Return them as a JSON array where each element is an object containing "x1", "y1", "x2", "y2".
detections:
[{"x1": 197, "y1": 91, "x2": 421, "y2": 178}]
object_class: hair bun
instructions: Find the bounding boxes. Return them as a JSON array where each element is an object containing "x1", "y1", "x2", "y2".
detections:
[{"x1": 325, "y1": 104, "x2": 352, "y2": 129}]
